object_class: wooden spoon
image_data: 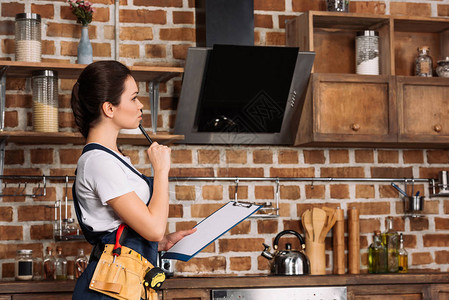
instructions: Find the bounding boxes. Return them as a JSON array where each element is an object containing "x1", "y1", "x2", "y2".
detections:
[
  {"x1": 319, "y1": 210, "x2": 337, "y2": 243},
  {"x1": 302, "y1": 209, "x2": 313, "y2": 241},
  {"x1": 312, "y1": 207, "x2": 326, "y2": 243}
]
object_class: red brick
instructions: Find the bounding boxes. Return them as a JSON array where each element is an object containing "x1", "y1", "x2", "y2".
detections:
[
  {"x1": 255, "y1": 186, "x2": 274, "y2": 199},
  {"x1": 0, "y1": 226, "x2": 22, "y2": 240},
  {"x1": 120, "y1": 44, "x2": 140, "y2": 58},
  {"x1": 258, "y1": 255, "x2": 271, "y2": 271},
  {"x1": 5, "y1": 149, "x2": 24, "y2": 165},
  {"x1": 278, "y1": 150, "x2": 298, "y2": 164},
  {"x1": 0, "y1": 207, "x2": 13, "y2": 222},
  {"x1": 356, "y1": 185, "x2": 375, "y2": 198},
  {"x1": 134, "y1": 0, "x2": 182, "y2": 7},
  {"x1": 173, "y1": 11, "x2": 194, "y2": 24},
  {"x1": 191, "y1": 204, "x2": 223, "y2": 218},
  {"x1": 169, "y1": 204, "x2": 183, "y2": 218},
  {"x1": 30, "y1": 224, "x2": 53, "y2": 240},
  {"x1": 230, "y1": 257, "x2": 251, "y2": 271},
  {"x1": 355, "y1": 150, "x2": 374, "y2": 163},
  {"x1": 33, "y1": 187, "x2": 56, "y2": 202},
  {"x1": 172, "y1": 44, "x2": 191, "y2": 60},
  {"x1": 435, "y1": 251, "x2": 449, "y2": 264},
  {"x1": 423, "y1": 234, "x2": 449, "y2": 247},
  {"x1": 253, "y1": 150, "x2": 273, "y2": 164},
  {"x1": 176, "y1": 221, "x2": 197, "y2": 232},
  {"x1": 266, "y1": 31, "x2": 285, "y2": 46},
  {"x1": 378, "y1": 150, "x2": 399, "y2": 163},
  {"x1": 420, "y1": 167, "x2": 448, "y2": 179},
  {"x1": 360, "y1": 218, "x2": 381, "y2": 234},
  {"x1": 278, "y1": 15, "x2": 297, "y2": 29},
  {"x1": 228, "y1": 185, "x2": 248, "y2": 200},
  {"x1": 170, "y1": 168, "x2": 214, "y2": 177},
  {"x1": 120, "y1": 27, "x2": 153, "y2": 41},
  {"x1": 305, "y1": 185, "x2": 325, "y2": 199},
  {"x1": 56, "y1": 148, "x2": 80, "y2": 165},
  {"x1": 2, "y1": 2, "x2": 24, "y2": 17},
  {"x1": 390, "y1": 2, "x2": 431, "y2": 17},
  {"x1": 280, "y1": 185, "x2": 300, "y2": 200},
  {"x1": 329, "y1": 150, "x2": 349, "y2": 163},
  {"x1": 31, "y1": 4, "x2": 54, "y2": 19},
  {"x1": 270, "y1": 167, "x2": 314, "y2": 178},
  {"x1": 175, "y1": 185, "x2": 196, "y2": 200},
  {"x1": 0, "y1": 20, "x2": 14, "y2": 35},
  {"x1": 257, "y1": 219, "x2": 278, "y2": 234},
  {"x1": 371, "y1": 167, "x2": 412, "y2": 178},
  {"x1": 0, "y1": 243, "x2": 43, "y2": 259},
  {"x1": 120, "y1": 9, "x2": 166, "y2": 24},
  {"x1": 255, "y1": 14, "x2": 273, "y2": 28},
  {"x1": 283, "y1": 220, "x2": 301, "y2": 233},
  {"x1": 403, "y1": 150, "x2": 424, "y2": 164},
  {"x1": 379, "y1": 184, "x2": 398, "y2": 198},
  {"x1": 160, "y1": 28, "x2": 195, "y2": 41},
  {"x1": 427, "y1": 150, "x2": 449, "y2": 164},
  {"x1": 330, "y1": 184, "x2": 349, "y2": 199},
  {"x1": 412, "y1": 252, "x2": 433, "y2": 265},
  {"x1": 202, "y1": 185, "x2": 223, "y2": 200},
  {"x1": 176, "y1": 256, "x2": 225, "y2": 273},
  {"x1": 435, "y1": 218, "x2": 449, "y2": 230},
  {"x1": 5, "y1": 168, "x2": 42, "y2": 176},
  {"x1": 47, "y1": 22, "x2": 96, "y2": 38},
  {"x1": 6, "y1": 78, "x2": 26, "y2": 90},
  {"x1": 5, "y1": 111, "x2": 18, "y2": 127},
  {"x1": 410, "y1": 218, "x2": 429, "y2": 231},
  {"x1": 230, "y1": 220, "x2": 251, "y2": 235},
  {"x1": 30, "y1": 149, "x2": 54, "y2": 164},
  {"x1": 2, "y1": 262, "x2": 14, "y2": 279},
  {"x1": 218, "y1": 168, "x2": 264, "y2": 177},
  {"x1": 198, "y1": 150, "x2": 220, "y2": 164},
  {"x1": 347, "y1": 202, "x2": 390, "y2": 215},
  {"x1": 350, "y1": 1, "x2": 386, "y2": 14},
  {"x1": 226, "y1": 150, "x2": 247, "y2": 164},
  {"x1": 254, "y1": 0, "x2": 285, "y2": 11},
  {"x1": 437, "y1": 4, "x2": 449, "y2": 17},
  {"x1": 145, "y1": 44, "x2": 166, "y2": 58},
  {"x1": 304, "y1": 150, "x2": 325, "y2": 164},
  {"x1": 219, "y1": 238, "x2": 265, "y2": 252},
  {"x1": 321, "y1": 167, "x2": 365, "y2": 178},
  {"x1": 292, "y1": 0, "x2": 326, "y2": 12},
  {"x1": 42, "y1": 40, "x2": 56, "y2": 55},
  {"x1": 171, "y1": 149, "x2": 192, "y2": 164}
]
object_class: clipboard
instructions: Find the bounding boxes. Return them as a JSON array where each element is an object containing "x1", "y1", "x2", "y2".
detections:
[{"x1": 162, "y1": 201, "x2": 262, "y2": 261}]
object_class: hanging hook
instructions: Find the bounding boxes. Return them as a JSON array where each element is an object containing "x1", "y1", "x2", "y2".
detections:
[
  {"x1": 311, "y1": 177, "x2": 315, "y2": 190},
  {"x1": 64, "y1": 175, "x2": 69, "y2": 221},
  {"x1": 275, "y1": 178, "x2": 280, "y2": 201},
  {"x1": 234, "y1": 177, "x2": 239, "y2": 203}
]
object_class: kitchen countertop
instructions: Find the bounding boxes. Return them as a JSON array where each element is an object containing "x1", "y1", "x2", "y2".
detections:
[{"x1": 1, "y1": 273, "x2": 448, "y2": 294}]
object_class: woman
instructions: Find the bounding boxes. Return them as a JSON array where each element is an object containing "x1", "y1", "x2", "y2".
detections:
[{"x1": 71, "y1": 61, "x2": 194, "y2": 299}]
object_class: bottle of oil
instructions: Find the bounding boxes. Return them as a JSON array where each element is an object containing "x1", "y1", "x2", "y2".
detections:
[
  {"x1": 368, "y1": 231, "x2": 387, "y2": 273},
  {"x1": 398, "y1": 233, "x2": 408, "y2": 273},
  {"x1": 55, "y1": 246, "x2": 67, "y2": 280},
  {"x1": 382, "y1": 217, "x2": 399, "y2": 273}
]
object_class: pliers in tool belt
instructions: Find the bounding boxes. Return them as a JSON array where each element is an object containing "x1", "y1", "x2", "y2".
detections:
[{"x1": 112, "y1": 224, "x2": 128, "y2": 263}]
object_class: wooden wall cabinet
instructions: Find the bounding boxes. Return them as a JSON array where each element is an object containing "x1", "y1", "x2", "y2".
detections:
[{"x1": 286, "y1": 11, "x2": 449, "y2": 147}]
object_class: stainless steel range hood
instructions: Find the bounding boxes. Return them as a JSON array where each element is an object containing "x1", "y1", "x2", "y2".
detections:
[{"x1": 174, "y1": 45, "x2": 315, "y2": 145}]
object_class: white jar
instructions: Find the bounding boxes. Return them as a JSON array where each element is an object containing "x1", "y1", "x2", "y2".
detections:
[
  {"x1": 356, "y1": 30, "x2": 379, "y2": 75},
  {"x1": 15, "y1": 13, "x2": 41, "y2": 62}
]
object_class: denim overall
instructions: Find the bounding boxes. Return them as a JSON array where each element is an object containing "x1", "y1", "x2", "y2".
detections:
[{"x1": 72, "y1": 143, "x2": 158, "y2": 300}]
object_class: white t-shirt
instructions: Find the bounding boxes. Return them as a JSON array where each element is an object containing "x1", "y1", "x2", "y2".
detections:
[{"x1": 75, "y1": 144, "x2": 150, "y2": 232}]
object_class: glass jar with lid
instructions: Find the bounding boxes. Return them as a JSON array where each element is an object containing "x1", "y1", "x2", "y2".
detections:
[
  {"x1": 436, "y1": 57, "x2": 449, "y2": 78},
  {"x1": 15, "y1": 13, "x2": 41, "y2": 62},
  {"x1": 32, "y1": 70, "x2": 59, "y2": 132},
  {"x1": 356, "y1": 30, "x2": 379, "y2": 75},
  {"x1": 415, "y1": 46, "x2": 433, "y2": 77},
  {"x1": 15, "y1": 249, "x2": 34, "y2": 280}
]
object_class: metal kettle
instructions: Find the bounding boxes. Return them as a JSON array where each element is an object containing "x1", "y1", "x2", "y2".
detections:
[{"x1": 261, "y1": 230, "x2": 310, "y2": 275}]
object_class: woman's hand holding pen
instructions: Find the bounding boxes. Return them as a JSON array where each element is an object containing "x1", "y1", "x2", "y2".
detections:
[{"x1": 147, "y1": 142, "x2": 171, "y2": 174}]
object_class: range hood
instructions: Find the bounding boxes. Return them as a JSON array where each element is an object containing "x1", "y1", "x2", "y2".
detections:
[{"x1": 174, "y1": 45, "x2": 314, "y2": 145}]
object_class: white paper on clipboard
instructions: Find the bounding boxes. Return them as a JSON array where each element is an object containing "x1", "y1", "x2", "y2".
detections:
[{"x1": 162, "y1": 201, "x2": 262, "y2": 261}]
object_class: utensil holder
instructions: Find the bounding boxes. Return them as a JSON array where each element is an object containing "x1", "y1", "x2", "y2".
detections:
[
  {"x1": 404, "y1": 195, "x2": 424, "y2": 213},
  {"x1": 305, "y1": 237, "x2": 325, "y2": 275}
]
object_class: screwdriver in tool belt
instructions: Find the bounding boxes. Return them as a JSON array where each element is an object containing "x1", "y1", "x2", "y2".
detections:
[{"x1": 112, "y1": 224, "x2": 128, "y2": 263}]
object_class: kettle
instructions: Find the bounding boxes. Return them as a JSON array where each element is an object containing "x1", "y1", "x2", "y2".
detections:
[{"x1": 261, "y1": 230, "x2": 310, "y2": 275}]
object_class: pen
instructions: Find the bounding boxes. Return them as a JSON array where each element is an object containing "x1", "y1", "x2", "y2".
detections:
[{"x1": 139, "y1": 124, "x2": 153, "y2": 145}]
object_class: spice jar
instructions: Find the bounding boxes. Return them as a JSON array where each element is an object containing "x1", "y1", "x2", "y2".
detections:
[
  {"x1": 15, "y1": 13, "x2": 41, "y2": 62},
  {"x1": 356, "y1": 30, "x2": 379, "y2": 75},
  {"x1": 326, "y1": 0, "x2": 349, "y2": 12},
  {"x1": 436, "y1": 57, "x2": 449, "y2": 78},
  {"x1": 415, "y1": 46, "x2": 433, "y2": 77},
  {"x1": 32, "y1": 70, "x2": 59, "y2": 132},
  {"x1": 15, "y1": 250, "x2": 34, "y2": 280}
]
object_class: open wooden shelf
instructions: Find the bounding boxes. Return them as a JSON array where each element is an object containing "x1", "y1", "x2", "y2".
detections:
[
  {"x1": 0, "y1": 60, "x2": 184, "y2": 82},
  {"x1": 0, "y1": 130, "x2": 184, "y2": 145}
]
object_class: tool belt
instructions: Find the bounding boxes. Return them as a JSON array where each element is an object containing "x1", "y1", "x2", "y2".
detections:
[{"x1": 89, "y1": 244, "x2": 165, "y2": 300}]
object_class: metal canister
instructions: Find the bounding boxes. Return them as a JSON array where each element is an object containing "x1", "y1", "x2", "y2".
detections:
[{"x1": 15, "y1": 13, "x2": 41, "y2": 62}]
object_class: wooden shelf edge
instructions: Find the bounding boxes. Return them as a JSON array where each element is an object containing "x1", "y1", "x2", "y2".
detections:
[{"x1": 0, "y1": 131, "x2": 184, "y2": 146}]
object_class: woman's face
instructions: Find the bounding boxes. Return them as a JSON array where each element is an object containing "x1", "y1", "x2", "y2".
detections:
[{"x1": 113, "y1": 76, "x2": 144, "y2": 129}]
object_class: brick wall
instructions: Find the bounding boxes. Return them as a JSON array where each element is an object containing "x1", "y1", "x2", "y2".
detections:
[{"x1": 1, "y1": 0, "x2": 449, "y2": 280}]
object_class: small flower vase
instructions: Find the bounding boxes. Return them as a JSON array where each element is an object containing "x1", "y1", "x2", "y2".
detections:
[{"x1": 77, "y1": 25, "x2": 93, "y2": 64}]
